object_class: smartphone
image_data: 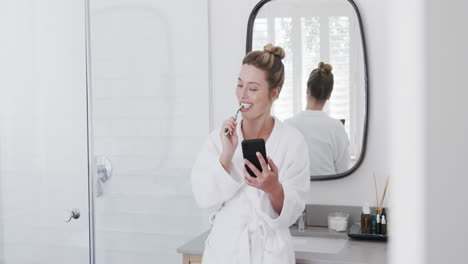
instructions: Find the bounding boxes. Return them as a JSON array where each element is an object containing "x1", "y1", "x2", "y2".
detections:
[{"x1": 241, "y1": 139, "x2": 268, "y2": 178}]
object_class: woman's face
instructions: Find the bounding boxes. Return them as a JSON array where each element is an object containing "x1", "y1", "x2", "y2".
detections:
[{"x1": 236, "y1": 64, "x2": 278, "y2": 120}]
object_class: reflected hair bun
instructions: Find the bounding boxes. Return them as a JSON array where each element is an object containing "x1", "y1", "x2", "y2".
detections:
[
  {"x1": 307, "y1": 61, "x2": 334, "y2": 101},
  {"x1": 317, "y1": 61, "x2": 333, "y2": 73}
]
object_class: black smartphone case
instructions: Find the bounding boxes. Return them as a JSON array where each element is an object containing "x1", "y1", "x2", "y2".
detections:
[{"x1": 241, "y1": 139, "x2": 268, "y2": 178}]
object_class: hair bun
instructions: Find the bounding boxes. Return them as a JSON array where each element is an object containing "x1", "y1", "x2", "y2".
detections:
[
  {"x1": 264, "y1": 43, "x2": 285, "y2": 60},
  {"x1": 317, "y1": 61, "x2": 332, "y2": 73}
]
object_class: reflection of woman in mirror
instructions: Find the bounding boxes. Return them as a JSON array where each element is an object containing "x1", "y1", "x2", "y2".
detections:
[
  {"x1": 285, "y1": 62, "x2": 350, "y2": 175},
  {"x1": 191, "y1": 44, "x2": 310, "y2": 263}
]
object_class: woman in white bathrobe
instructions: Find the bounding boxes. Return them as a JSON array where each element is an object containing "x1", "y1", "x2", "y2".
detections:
[{"x1": 191, "y1": 44, "x2": 310, "y2": 264}]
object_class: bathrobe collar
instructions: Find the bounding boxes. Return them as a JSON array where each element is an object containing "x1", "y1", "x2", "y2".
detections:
[{"x1": 236, "y1": 115, "x2": 281, "y2": 157}]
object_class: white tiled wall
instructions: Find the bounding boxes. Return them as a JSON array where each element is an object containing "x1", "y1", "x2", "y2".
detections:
[{"x1": 89, "y1": 0, "x2": 211, "y2": 263}]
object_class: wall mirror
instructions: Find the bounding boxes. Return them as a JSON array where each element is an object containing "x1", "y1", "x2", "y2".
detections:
[{"x1": 247, "y1": 0, "x2": 368, "y2": 180}]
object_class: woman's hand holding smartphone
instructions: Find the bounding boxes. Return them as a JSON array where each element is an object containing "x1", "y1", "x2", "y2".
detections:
[{"x1": 242, "y1": 139, "x2": 281, "y2": 195}]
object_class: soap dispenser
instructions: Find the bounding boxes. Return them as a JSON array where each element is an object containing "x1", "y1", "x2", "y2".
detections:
[{"x1": 361, "y1": 203, "x2": 371, "y2": 234}]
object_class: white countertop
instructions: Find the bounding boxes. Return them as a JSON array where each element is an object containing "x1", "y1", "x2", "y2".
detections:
[{"x1": 177, "y1": 226, "x2": 387, "y2": 264}]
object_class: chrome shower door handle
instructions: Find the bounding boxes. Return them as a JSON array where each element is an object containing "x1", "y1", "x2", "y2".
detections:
[
  {"x1": 96, "y1": 156, "x2": 112, "y2": 183},
  {"x1": 64, "y1": 208, "x2": 81, "y2": 222}
]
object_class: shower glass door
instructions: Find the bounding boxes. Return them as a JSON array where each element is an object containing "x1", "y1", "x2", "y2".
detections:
[
  {"x1": 0, "y1": 0, "x2": 91, "y2": 263},
  {"x1": 88, "y1": 0, "x2": 211, "y2": 263}
]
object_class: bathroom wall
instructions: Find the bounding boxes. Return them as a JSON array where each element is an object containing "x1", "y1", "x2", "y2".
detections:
[
  {"x1": 388, "y1": 0, "x2": 468, "y2": 263},
  {"x1": 209, "y1": 0, "x2": 390, "y2": 207},
  {"x1": 425, "y1": 0, "x2": 468, "y2": 263},
  {"x1": 388, "y1": 0, "x2": 427, "y2": 263}
]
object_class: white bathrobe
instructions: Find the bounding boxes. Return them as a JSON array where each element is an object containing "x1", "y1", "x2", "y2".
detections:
[{"x1": 191, "y1": 116, "x2": 310, "y2": 264}]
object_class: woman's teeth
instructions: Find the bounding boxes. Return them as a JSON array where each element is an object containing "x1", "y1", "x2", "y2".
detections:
[{"x1": 241, "y1": 103, "x2": 253, "y2": 109}]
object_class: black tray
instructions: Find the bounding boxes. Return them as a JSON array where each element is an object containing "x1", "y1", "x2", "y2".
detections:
[{"x1": 347, "y1": 223, "x2": 387, "y2": 241}]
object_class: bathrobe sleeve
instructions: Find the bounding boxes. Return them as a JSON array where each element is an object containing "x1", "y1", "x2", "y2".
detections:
[
  {"x1": 265, "y1": 130, "x2": 310, "y2": 229},
  {"x1": 190, "y1": 130, "x2": 243, "y2": 210}
]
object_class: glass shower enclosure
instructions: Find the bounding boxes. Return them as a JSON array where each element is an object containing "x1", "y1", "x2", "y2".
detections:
[{"x1": 0, "y1": 0, "x2": 211, "y2": 263}]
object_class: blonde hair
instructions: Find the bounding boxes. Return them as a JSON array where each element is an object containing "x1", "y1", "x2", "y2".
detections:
[
  {"x1": 242, "y1": 44, "x2": 285, "y2": 93},
  {"x1": 307, "y1": 62, "x2": 334, "y2": 101}
]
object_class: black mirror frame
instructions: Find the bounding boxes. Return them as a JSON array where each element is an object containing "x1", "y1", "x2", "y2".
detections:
[{"x1": 245, "y1": 0, "x2": 369, "y2": 181}]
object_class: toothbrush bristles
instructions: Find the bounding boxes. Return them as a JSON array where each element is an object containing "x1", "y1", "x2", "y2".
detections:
[{"x1": 235, "y1": 104, "x2": 244, "y2": 118}]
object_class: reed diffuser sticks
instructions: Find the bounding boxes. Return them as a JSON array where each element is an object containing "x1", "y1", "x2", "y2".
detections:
[
  {"x1": 373, "y1": 173, "x2": 379, "y2": 210},
  {"x1": 379, "y1": 177, "x2": 389, "y2": 210},
  {"x1": 373, "y1": 172, "x2": 389, "y2": 212}
]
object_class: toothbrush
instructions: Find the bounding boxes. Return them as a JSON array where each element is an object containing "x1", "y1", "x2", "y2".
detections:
[{"x1": 224, "y1": 104, "x2": 244, "y2": 136}]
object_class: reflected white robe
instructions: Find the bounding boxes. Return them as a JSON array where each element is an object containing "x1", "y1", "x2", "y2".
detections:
[
  {"x1": 285, "y1": 110, "x2": 350, "y2": 175},
  {"x1": 191, "y1": 117, "x2": 310, "y2": 264}
]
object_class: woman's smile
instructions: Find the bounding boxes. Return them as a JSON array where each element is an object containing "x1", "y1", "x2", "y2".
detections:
[{"x1": 240, "y1": 103, "x2": 253, "y2": 112}]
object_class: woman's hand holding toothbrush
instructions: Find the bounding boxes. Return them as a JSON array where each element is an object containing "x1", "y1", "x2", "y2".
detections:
[{"x1": 219, "y1": 116, "x2": 238, "y2": 172}]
